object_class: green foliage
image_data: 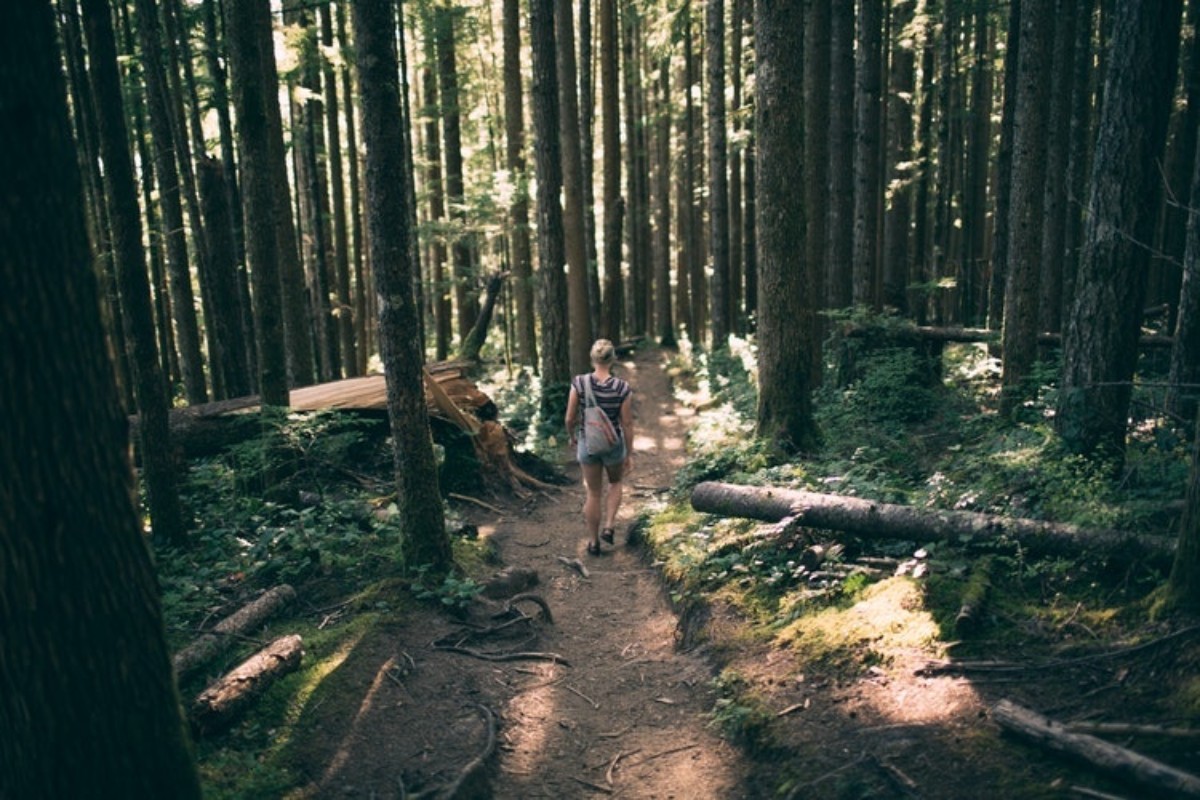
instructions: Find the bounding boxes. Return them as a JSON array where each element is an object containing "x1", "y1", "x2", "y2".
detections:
[
  {"x1": 709, "y1": 670, "x2": 774, "y2": 751},
  {"x1": 410, "y1": 564, "x2": 481, "y2": 614}
]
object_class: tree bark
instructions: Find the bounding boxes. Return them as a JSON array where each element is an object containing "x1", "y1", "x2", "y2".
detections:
[
  {"x1": 354, "y1": 0, "x2": 450, "y2": 572},
  {"x1": 992, "y1": 700, "x2": 1200, "y2": 798},
  {"x1": 559, "y1": 0, "x2": 594, "y2": 374},
  {"x1": 1168, "y1": 406, "x2": 1200, "y2": 608},
  {"x1": 189, "y1": 635, "x2": 304, "y2": 736},
  {"x1": 1000, "y1": 0, "x2": 1054, "y2": 414},
  {"x1": 504, "y1": 0, "x2": 537, "y2": 368},
  {"x1": 0, "y1": 3, "x2": 201, "y2": 789},
  {"x1": 988, "y1": 0, "x2": 1021, "y2": 333},
  {"x1": 530, "y1": 0, "x2": 571, "y2": 405},
  {"x1": 322, "y1": 3, "x2": 357, "y2": 378},
  {"x1": 600, "y1": 0, "x2": 623, "y2": 342},
  {"x1": 805, "y1": 0, "x2": 831, "y2": 344},
  {"x1": 707, "y1": 0, "x2": 731, "y2": 346},
  {"x1": 883, "y1": 0, "x2": 915, "y2": 315},
  {"x1": 691, "y1": 481, "x2": 1173, "y2": 558},
  {"x1": 827, "y1": 0, "x2": 855, "y2": 309},
  {"x1": 226, "y1": 0, "x2": 290, "y2": 407},
  {"x1": 754, "y1": 0, "x2": 819, "y2": 452},
  {"x1": 1058, "y1": 1, "x2": 1182, "y2": 458},
  {"x1": 653, "y1": 55, "x2": 675, "y2": 347},
  {"x1": 853, "y1": 0, "x2": 884, "y2": 309},
  {"x1": 1168, "y1": 131, "x2": 1200, "y2": 426},
  {"x1": 82, "y1": 0, "x2": 186, "y2": 543}
]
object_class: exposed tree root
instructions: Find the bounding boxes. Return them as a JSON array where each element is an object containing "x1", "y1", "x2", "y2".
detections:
[{"x1": 438, "y1": 704, "x2": 497, "y2": 800}]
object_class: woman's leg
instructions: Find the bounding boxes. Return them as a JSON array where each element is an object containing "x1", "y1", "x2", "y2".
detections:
[
  {"x1": 581, "y1": 462, "x2": 605, "y2": 548},
  {"x1": 602, "y1": 461, "x2": 625, "y2": 532}
]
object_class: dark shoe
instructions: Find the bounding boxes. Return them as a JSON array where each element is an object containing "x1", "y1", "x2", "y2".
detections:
[
  {"x1": 601, "y1": 528, "x2": 615, "y2": 545},
  {"x1": 587, "y1": 541, "x2": 602, "y2": 556}
]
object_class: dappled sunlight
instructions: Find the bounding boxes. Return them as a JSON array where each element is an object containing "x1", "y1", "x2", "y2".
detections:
[
  {"x1": 276, "y1": 626, "x2": 368, "y2": 755},
  {"x1": 318, "y1": 654, "x2": 402, "y2": 786},
  {"x1": 496, "y1": 664, "x2": 567, "y2": 782}
]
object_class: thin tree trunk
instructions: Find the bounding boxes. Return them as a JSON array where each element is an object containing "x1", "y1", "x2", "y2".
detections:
[
  {"x1": 707, "y1": 0, "x2": 730, "y2": 347},
  {"x1": 422, "y1": 55, "x2": 452, "y2": 361},
  {"x1": 323, "y1": 4, "x2": 357, "y2": 377},
  {"x1": 353, "y1": 0, "x2": 449, "y2": 572},
  {"x1": 805, "y1": 0, "x2": 831, "y2": 358},
  {"x1": 729, "y1": 0, "x2": 746, "y2": 334},
  {"x1": 580, "y1": 0, "x2": 602, "y2": 338},
  {"x1": 964, "y1": 5, "x2": 993, "y2": 326},
  {"x1": 988, "y1": 0, "x2": 1021, "y2": 333},
  {"x1": 600, "y1": 0, "x2": 623, "y2": 341},
  {"x1": 853, "y1": 0, "x2": 883, "y2": 309},
  {"x1": 654, "y1": 55, "x2": 675, "y2": 347},
  {"x1": 828, "y1": 0, "x2": 855, "y2": 309},
  {"x1": 337, "y1": 2, "x2": 368, "y2": 375},
  {"x1": 883, "y1": 0, "x2": 916, "y2": 314},
  {"x1": 503, "y1": 0, "x2": 536, "y2": 368}
]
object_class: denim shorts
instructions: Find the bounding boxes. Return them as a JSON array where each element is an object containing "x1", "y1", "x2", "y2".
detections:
[{"x1": 577, "y1": 433, "x2": 627, "y2": 466}]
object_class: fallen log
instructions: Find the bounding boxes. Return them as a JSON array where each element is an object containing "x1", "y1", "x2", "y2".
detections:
[
  {"x1": 690, "y1": 482, "x2": 1173, "y2": 559},
  {"x1": 173, "y1": 584, "x2": 296, "y2": 684},
  {"x1": 190, "y1": 634, "x2": 304, "y2": 735},
  {"x1": 992, "y1": 700, "x2": 1200, "y2": 798}
]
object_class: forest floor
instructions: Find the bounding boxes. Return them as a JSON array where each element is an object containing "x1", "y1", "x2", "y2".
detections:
[{"x1": 192, "y1": 347, "x2": 1200, "y2": 799}]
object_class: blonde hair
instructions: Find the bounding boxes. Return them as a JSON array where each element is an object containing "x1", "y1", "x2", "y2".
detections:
[{"x1": 590, "y1": 338, "x2": 616, "y2": 366}]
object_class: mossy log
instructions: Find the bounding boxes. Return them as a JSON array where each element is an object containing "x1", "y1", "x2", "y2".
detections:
[
  {"x1": 189, "y1": 634, "x2": 303, "y2": 736},
  {"x1": 173, "y1": 584, "x2": 296, "y2": 684},
  {"x1": 955, "y1": 556, "x2": 994, "y2": 635},
  {"x1": 690, "y1": 482, "x2": 1173, "y2": 559},
  {"x1": 992, "y1": 700, "x2": 1200, "y2": 798}
]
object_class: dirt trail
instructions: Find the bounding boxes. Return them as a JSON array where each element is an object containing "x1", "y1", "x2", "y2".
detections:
[{"x1": 290, "y1": 348, "x2": 753, "y2": 798}]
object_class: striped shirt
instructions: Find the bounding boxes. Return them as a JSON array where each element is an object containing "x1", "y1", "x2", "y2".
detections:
[{"x1": 573, "y1": 373, "x2": 631, "y2": 433}]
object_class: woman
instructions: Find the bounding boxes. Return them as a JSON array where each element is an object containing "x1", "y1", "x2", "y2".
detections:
[{"x1": 565, "y1": 339, "x2": 634, "y2": 555}]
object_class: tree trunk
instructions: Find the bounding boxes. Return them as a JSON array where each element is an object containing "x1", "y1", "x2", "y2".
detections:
[
  {"x1": 729, "y1": 0, "x2": 746, "y2": 335},
  {"x1": 558, "y1": 0, "x2": 594, "y2": 374},
  {"x1": 988, "y1": 0, "x2": 1021, "y2": 333},
  {"x1": 827, "y1": 0, "x2": 855, "y2": 309},
  {"x1": 435, "y1": 5, "x2": 476, "y2": 343},
  {"x1": 503, "y1": 0, "x2": 537, "y2": 369},
  {"x1": 579, "y1": 0, "x2": 602, "y2": 339},
  {"x1": 853, "y1": 0, "x2": 883, "y2": 309},
  {"x1": 992, "y1": 700, "x2": 1200, "y2": 798},
  {"x1": 883, "y1": 0, "x2": 915, "y2": 314},
  {"x1": 134, "y1": 0, "x2": 207, "y2": 404},
  {"x1": 1000, "y1": 0, "x2": 1054, "y2": 414},
  {"x1": 322, "y1": 4, "x2": 357, "y2": 378},
  {"x1": 82, "y1": 0, "x2": 186, "y2": 545},
  {"x1": 1062, "y1": 0, "x2": 1097, "y2": 324},
  {"x1": 912, "y1": 7, "x2": 937, "y2": 324},
  {"x1": 1168, "y1": 132, "x2": 1200, "y2": 426},
  {"x1": 963, "y1": 4, "x2": 992, "y2": 326},
  {"x1": 422, "y1": 55, "x2": 452, "y2": 362},
  {"x1": 754, "y1": 0, "x2": 819, "y2": 453},
  {"x1": 189, "y1": 635, "x2": 304, "y2": 736},
  {"x1": 354, "y1": 0, "x2": 450, "y2": 572},
  {"x1": 600, "y1": 0, "x2": 622, "y2": 342},
  {"x1": 1058, "y1": 1, "x2": 1182, "y2": 458},
  {"x1": 226, "y1": 0, "x2": 290, "y2": 407},
  {"x1": 0, "y1": 4, "x2": 201, "y2": 788},
  {"x1": 690, "y1": 482, "x2": 1173, "y2": 558},
  {"x1": 707, "y1": 0, "x2": 730, "y2": 347},
  {"x1": 653, "y1": 56, "x2": 676, "y2": 347},
  {"x1": 337, "y1": 1, "x2": 369, "y2": 375},
  {"x1": 805, "y1": 0, "x2": 831, "y2": 353},
  {"x1": 683, "y1": 6, "x2": 706, "y2": 344}
]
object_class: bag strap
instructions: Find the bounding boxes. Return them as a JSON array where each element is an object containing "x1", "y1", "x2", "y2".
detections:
[{"x1": 582, "y1": 375, "x2": 598, "y2": 409}]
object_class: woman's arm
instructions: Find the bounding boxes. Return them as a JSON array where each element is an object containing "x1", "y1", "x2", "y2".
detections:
[
  {"x1": 564, "y1": 386, "x2": 580, "y2": 444},
  {"x1": 619, "y1": 394, "x2": 634, "y2": 458}
]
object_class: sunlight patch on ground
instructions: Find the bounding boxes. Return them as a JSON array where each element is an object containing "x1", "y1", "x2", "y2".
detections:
[
  {"x1": 277, "y1": 626, "x2": 368, "y2": 756},
  {"x1": 317, "y1": 654, "x2": 402, "y2": 786},
  {"x1": 498, "y1": 664, "x2": 566, "y2": 782}
]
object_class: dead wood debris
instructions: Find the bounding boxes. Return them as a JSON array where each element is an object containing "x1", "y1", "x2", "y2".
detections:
[
  {"x1": 564, "y1": 684, "x2": 599, "y2": 709},
  {"x1": 557, "y1": 555, "x2": 591, "y2": 578},
  {"x1": 431, "y1": 642, "x2": 571, "y2": 667},
  {"x1": 606, "y1": 748, "x2": 639, "y2": 785},
  {"x1": 437, "y1": 704, "x2": 497, "y2": 800},
  {"x1": 570, "y1": 776, "x2": 614, "y2": 794}
]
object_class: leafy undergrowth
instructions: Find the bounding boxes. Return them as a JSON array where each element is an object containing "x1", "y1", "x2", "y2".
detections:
[
  {"x1": 645, "y1": 330, "x2": 1200, "y2": 798},
  {"x1": 156, "y1": 409, "x2": 501, "y2": 798}
]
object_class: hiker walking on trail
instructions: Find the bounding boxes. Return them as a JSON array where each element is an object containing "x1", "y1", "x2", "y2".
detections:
[{"x1": 565, "y1": 339, "x2": 634, "y2": 555}]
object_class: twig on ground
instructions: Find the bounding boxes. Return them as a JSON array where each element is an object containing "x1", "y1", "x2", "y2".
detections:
[
  {"x1": 606, "y1": 749, "x2": 639, "y2": 785},
  {"x1": 625, "y1": 742, "x2": 698, "y2": 767},
  {"x1": 598, "y1": 725, "x2": 634, "y2": 739},
  {"x1": 557, "y1": 556, "x2": 591, "y2": 578},
  {"x1": 1064, "y1": 721, "x2": 1200, "y2": 739},
  {"x1": 432, "y1": 643, "x2": 571, "y2": 667},
  {"x1": 504, "y1": 593, "x2": 554, "y2": 624},
  {"x1": 448, "y1": 492, "x2": 505, "y2": 515},
  {"x1": 513, "y1": 538, "x2": 551, "y2": 548},
  {"x1": 1069, "y1": 786, "x2": 1131, "y2": 800},
  {"x1": 777, "y1": 702, "x2": 807, "y2": 717},
  {"x1": 565, "y1": 684, "x2": 599, "y2": 709},
  {"x1": 570, "y1": 776, "x2": 613, "y2": 794}
]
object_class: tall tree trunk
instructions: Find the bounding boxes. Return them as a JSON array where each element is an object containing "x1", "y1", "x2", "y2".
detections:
[
  {"x1": 336, "y1": 2, "x2": 368, "y2": 374},
  {"x1": 1, "y1": 3, "x2": 201, "y2": 792},
  {"x1": 558, "y1": 0, "x2": 594, "y2": 373},
  {"x1": 631, "y1": 20, "x2": 654, "y2": 336},
  {"x1": 963, "y1": 4, "x2": 993, "y2": 326},
  {"x1": 134, "y1": 0, "x2": 206, "y2": 404},
  {"x1": 503, "y1": 0, "x2": 537, "y2": 368},
  {"x1": 1038, "y1": 0, "x2": 1078, "y2": 334},
  {"x1": 1168, "y1": 403, "x2": 1200, "y2": 609},
  {"x1": 707, "y1": 0, "x2": 730, "y2": 347},
  {"x1": 422, "y1": 54, "x2": 452, "y2": 361},
  {"x1": 580, "y1": 0, "x2": 602, "y2": 338},
  {"x1": 743, "y1": 56, "x2": 757, "y2": 325},
  {"x1": 683, "y1": 4, "x2": 705, "y2": 343},
  {"x1": 912, "y1": 4, "x2": 938, "y2": 324},
  {"x1": 600, "y1": 0, "x2": 623, "y2": 340},
  {"x1": 82, "y1": 0, "x2": 186, "y2": 543},
  {"x1": 530, "y1": 0, "x2": 571, "y2": 407},
  {"x1": 989, "y1": 0, "x2": 1022, "y2": 333},
  {"x1": 755, "y1": 0, "x2": 819, "y2": 453},
  {"x1": 883, "y1": 0, "x2": 916, "y2": 314},
  {"x1": 1058, "y1": 0, "x2": 1182, "y2": 458},
  {"x1": 436, "y1": 4, "x2": 476, "y2": 343},
  {"x1": 729, "y1": 0, "x2": 746, "y2": 334},
  {"x1": 1000, "y1": 0, "x2": 1055, "y2": 414},
  {"x1": 323, "y1": 3, "x2": 357, "y2": 377},
  {"x1": 853, "y1": 0, "x2": 883, "y2": 309},
  {"x1": 352, "y1": 0, "x2": 450, "y2": 573},
  {"x1": 654, "y1": 54, "x2": 676, "y2": 347},
  {"x1": 1168, "y1": 132, "x2": 1200, "y2": 427},
  {"x1": 805, "y1": 0, "x2": 830, "y2": 359},
  {"x1": 226, "y1": 0, "x2": 290, "y2": 407},
  {"x1": 827, "y1": 0, "x2": 855, "y2": 309},
  {"x1": 674, "y1": 60, "x2": 692, "y2": 340}
]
